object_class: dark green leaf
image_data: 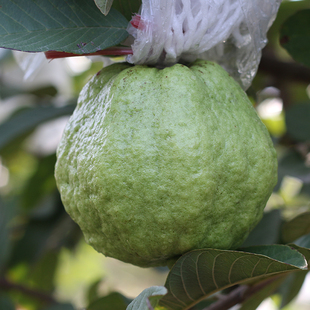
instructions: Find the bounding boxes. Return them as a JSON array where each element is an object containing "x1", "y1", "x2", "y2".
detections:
[
  {"x1": 285, "y1": 102, "x2": 310, "y2": 142},
  {"x1": 87, "y1": 279, "x2": 102, "y2": 304},
  {"x1": 0, "y1": 295, "x2": 15, "y2": 310},
  {"x1": 112, "y1": 0, "x2": 141, "y2": 21},
  {"x1": 293, "y1": 232, "x2": 310, "y2": 249},
  {"x1": 278, "y1": 150, "x2": 310, "y2": 183},
  {"x1": 282, "y1": 212, "x2": 310, "y2": 243},
  {"x1": 0, "y1": 0, "x2": 128, "y2": 54},
  {"x1": 127, "y1": 286, "x2": 167, "y2": 310},
  {"x1": 22, "y1": 154, "x2": 57, "y2": 210},
  {"x1": 0, "y1": 198, "x2": 17, "y2": 266},
  {"x1": 278, "y1": 271, "x2": 308, "y2": 309},
  {"x1": 29, "y1": 250, "x2": 60, "y2": 292},
  {"x1": 280, "y1": 9, "x2": 310, "y2": 67},
  {"x1": 94, "y1": 0, "x2": 114, "y2": 16},
  {"x1": 43, "y1": 303, "x2": 75, "y2": 310},
  {"x1": 87, "y1": 292, "x2": 131, "y2": 310},
  {"x1": 159, "y1": 247, "x2": 307, "y2": 310},
  {"x1": 241, "y1": 209, "x2": 282, "y2": 247},
  {"x1": 0, "y1": 103, "x2": 75, "y2": 151}
]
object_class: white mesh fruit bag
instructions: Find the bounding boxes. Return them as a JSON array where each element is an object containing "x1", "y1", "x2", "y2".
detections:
[{"x1": 127, "y1": 0, "x2": 281, "y2": 89}]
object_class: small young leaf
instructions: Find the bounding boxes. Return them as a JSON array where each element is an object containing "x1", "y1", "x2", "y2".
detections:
[
  {"x1": 127, "y1": 286, "x2": 168, "y2": 310},
  {"x1": 0, "y1": 0, "x2": 128, "y2": 54},
  {"x1": 159, "y1": 247, "x2": 307, "y2": 310},
  {"x1": 280, "y1": 9, "x2": 310, "y2": 67},
  {"x1": 282, "y1": 212, "x2": 310, "y2": 243},
  {"x1": 94, "y1": 0, "x2": 114, "y2": 16},
  {"x1": 88, "y1": 292, "x2": 131, "y2": 310}
]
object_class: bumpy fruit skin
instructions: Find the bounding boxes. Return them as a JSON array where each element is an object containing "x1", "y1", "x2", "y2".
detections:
[{"x1": 55, "y1": 60, "x2": 277, "y2": 267}]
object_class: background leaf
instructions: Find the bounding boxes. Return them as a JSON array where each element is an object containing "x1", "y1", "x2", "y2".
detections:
[
  {"x1": 241, "y1": 209, "x2": 282, "y2": 247},
  {"x1": 282, "y1": 212, "x2": 310, "y2": 243},
  {"x1": 0, "y1": 0, "x2": 129, "y2": 54},
  {"x1": 159, "y1": 247, "x2": 307, "y2": 310},
  {"x1": 285, "y1": 101, "x2": 310, "y2": 142},
  {"x1": 280, "y1": 9, "x2": 310, "y2": 68},
  {"x1": 111, "y1": 0, "x2": 141, "y2": 21},
  {"x1": 0, "y1": 103, "x2": 75, "y2": 151},
  {"x1": 43, "y1": 303, "x2": 76, "y2": 310}
]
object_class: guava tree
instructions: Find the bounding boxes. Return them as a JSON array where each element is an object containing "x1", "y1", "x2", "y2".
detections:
[{"x1": 1, "y1": 1, "x2": 310, "y2": 310}]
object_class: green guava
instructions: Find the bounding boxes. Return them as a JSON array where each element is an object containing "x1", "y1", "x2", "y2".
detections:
[{"x1": 55, "y1": 60, "x2": 277, "y2": 267}]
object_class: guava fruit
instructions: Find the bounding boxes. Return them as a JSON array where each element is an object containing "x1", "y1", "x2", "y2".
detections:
[{"x1": 55, "y1": 60, "x2": 277, "y2": 267}]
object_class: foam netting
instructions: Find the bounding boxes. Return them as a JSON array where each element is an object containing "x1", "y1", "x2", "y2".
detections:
[{"x1": 126, "y1": 0, "x2": 281, "y2": 89}]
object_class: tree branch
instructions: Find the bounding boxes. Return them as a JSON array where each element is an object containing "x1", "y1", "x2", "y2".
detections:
[
  {"x1": 0, "y1": 277, "x2": 56, "y2": 305},
  {"x1": 259, "y1": 51, "x2": 310, "y2": 84}
]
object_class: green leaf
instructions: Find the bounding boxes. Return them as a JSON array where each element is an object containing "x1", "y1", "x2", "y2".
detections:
[
  {"x1": 88, "y1": 292, "x2": 131, "y2": 310},
  {"x1": 282, "y1": 212, "x2": 310, "y2": 243},
  {"x1": 127, "y1": 286, "x2": 168, "y2": 310},
  {"x1": 159, "y1": 247, "x2": 307, "y2": 310},
  {"x1": 278, "y1": 271, "x2": 308, "y2": 309},
  {"x1": 94, "y1": 0, "x2": 114, "y2": 16},
  {"x1": 87, "y1": 279, "x2": 102, "y2": 305},
  {"x1": 0, "y1": 295, "x2": 15, "y2": 310},
  {"x1": 0, "y1": 198, "x2": 17, "y2": 266},
  {"x1": 0, "y1": 0, "x2": 129, "y2": 54},
  {"x1": 0, "y1": 103, "x2": 75, "y2": 151},
  {"x1": 112, "y1": 0, "x2": 141, "y2": 21},
  {"x1": 22, "y1": 154, "x2": 57, "y2": 210},
  {"x1": 43, "y1": 303, "x2": 75, "y2": 310},
  {"x1": 278, "y1": 149, "x2": 310, "y2": 183},
  {"x1": 294, "y1": 232, "x2": 310, "y2": 250},
  {"x1": 241, "y1": 210, "x2": 282, "y2": 247},
  {"x1": 280, "y1": 9, "x2": 310, "y2": 67},
  {"x1": 285, "y1": 102, "x2": 310, "y2": 142},
  {"x1": 29, "y1": 250, "x2": 60, "y2": 292}
]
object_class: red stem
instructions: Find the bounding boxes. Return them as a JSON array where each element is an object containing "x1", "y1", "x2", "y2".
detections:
[{"x1": 45, "y1": 47, "x2": 133, "y2": 59}]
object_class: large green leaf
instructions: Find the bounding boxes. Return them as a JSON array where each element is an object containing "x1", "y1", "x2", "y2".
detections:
[
  {"x1": 0, "y1": 103, "x2": 75, "y2": 151},
  {"x1": 159, "y1": 246, "x2": 307, "y2": 310},
  {"x1": 0, "y1": 0, "x2": 129, "y2": 54},
  {"x1": 280, "y1": 9, "x2": 310, "y2": 67}
]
